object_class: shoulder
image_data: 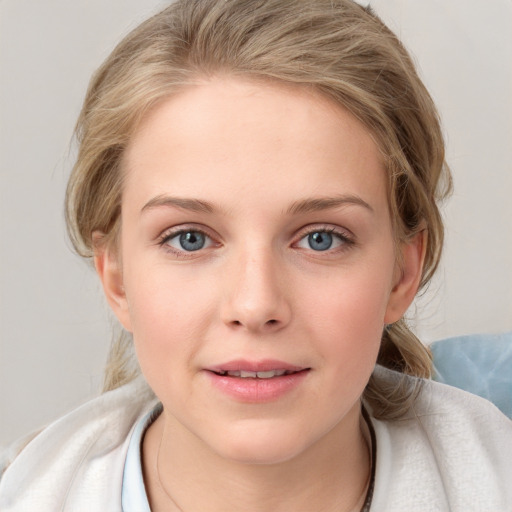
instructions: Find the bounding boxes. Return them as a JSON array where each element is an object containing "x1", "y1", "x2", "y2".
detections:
[
  {"x1": 0, "y1": 376, "x2": 158, "y2": 512},
  {"x1": 369, "y1": 366, "x2": 512, "y2": 511}
]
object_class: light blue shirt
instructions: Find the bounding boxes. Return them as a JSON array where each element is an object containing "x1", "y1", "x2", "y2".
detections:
[{"x1": 122, "y1": 404, "x2": 162, "y2": 512}]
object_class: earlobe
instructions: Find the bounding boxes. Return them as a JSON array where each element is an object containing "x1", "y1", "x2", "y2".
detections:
[
  {"x1": 384, "y1": 230, "x2": 427, "y2": 324},
  {"x1": 93, "y1": 233, "x2": 133, "y2": 332}
]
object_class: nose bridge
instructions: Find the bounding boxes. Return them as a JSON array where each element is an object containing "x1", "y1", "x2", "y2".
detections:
[{"x1": 222, "y1": 241, "x2": 290, "y2": 332}]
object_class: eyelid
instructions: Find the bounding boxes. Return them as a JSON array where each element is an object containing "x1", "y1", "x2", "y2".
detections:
[{"x1": 295, "y1": 223, "x2": 354, "y2": 240}]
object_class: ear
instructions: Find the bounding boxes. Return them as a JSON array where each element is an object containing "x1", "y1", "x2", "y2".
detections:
[
  {"x1": 384, "y1": 230, "x2": 427, "y2": 324},
  {"x1": 93, "y1": 233, "x2": 133, "y2": 332}
]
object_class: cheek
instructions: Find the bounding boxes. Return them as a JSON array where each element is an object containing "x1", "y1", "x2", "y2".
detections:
[
  {"x1": 303, "y1": 263, "x2": 393, "y2": 369},
  {"x1": 122, "y1": 263, "x2": 217, "y2": 376},
  {"x1": 307, "y1": 265, "x2": 392, "y2": 333}
]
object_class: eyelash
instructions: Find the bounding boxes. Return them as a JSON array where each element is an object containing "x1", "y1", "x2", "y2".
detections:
[
  {"x1": 157, "y1": 226, "x2": 217, "y2": 258},
  {"x1": 294, "y1": 226, "x2": 356, "y2": 253},
  {"x1": 156, "y1": 224, "x2": 356, "y2": 257}
]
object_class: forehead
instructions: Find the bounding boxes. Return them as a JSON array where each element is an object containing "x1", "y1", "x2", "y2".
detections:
[{"x1": 122, "y1": 77, "x2": 388, "y2": 215}]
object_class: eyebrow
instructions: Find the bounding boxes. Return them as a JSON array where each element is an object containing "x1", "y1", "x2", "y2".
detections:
[
  {"x1": 141, "y1": 195, "x2": 215, "y2": 214},
  {"x1": 286, "y1": 195, "x2": 374, "y2": 215}
]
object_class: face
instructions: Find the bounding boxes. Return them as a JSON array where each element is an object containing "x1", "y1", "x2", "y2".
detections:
[{"x1": 98, "y1": 78, "x2": 422, "y2": 464}]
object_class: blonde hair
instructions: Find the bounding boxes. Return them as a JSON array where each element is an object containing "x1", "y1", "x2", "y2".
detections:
[{"x1": 66, "y1": 0, "x2": 452, "y2": 419}]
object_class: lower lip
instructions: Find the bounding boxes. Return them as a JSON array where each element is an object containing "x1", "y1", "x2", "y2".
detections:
[{"x1": 205, "y1": 370, "x2": 310, "y2": 403}]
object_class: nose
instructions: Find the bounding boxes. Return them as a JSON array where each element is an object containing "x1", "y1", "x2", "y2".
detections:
[{"x1": 220, "y1": 247, "x2": 292, "y2": 333}]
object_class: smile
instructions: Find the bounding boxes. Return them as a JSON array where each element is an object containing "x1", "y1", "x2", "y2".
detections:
[
  {"x1": 212, "y1": 369, "x2": 297, "y2": 379},
  {"x1": 205, "y1": 360, "x2": 310, "y2": 402}
]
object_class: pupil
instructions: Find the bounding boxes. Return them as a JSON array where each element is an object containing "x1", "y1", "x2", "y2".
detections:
[
  {"x1": 180, "y1": 231, "x2": 205, "y2": 251},
  {"x1": 309, "y1": 232, "x2": 332, "y2": 251}
]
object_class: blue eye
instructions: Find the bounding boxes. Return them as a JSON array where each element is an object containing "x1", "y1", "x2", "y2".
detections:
[
  {"x1": 307, "y1": 231, "x2": 333, "y2": 251},
  {"x1": 296, "y1": 229, "x2": 350, "y2": 252},
  {"x1": 164, "y1": 230, "x2": 210, "y2": 252},
  {"x1": 179, "y1": 231, "x2": 206, "y2": 251}
]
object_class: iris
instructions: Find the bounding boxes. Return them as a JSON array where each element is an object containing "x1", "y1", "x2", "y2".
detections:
[
  {"x1": 179, "y1": 231, "x2": 206, "y2": 251},
  {"x1": 308, "y1": 232, "x2": 333, "y2": 251}
]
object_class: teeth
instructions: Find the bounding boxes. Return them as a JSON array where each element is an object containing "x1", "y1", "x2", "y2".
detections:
[
  {"x1": 257, "y1": 370, "x2": 287, "y2": 378},
  {"x1": 223, "y1": 369, "x2": 290, "y2": 378}
]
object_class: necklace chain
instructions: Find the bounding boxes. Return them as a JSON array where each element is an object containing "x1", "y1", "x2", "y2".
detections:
[
  {"x1": 154, "y1": 413, "x2": 374, "y2": 512},
  {"x1": 155, "y1": 430, "x2": 185, "y2": 512}
]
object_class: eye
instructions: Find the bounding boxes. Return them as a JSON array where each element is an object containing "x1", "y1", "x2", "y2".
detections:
[
  {"x1": 162, "y1": 229, "x2": 213, "y2": 252},
  {"x1": 306, "y1": 231, "x2": 334, "y2": 251},
  {"x1": 295, "y1": 229, "x2": 352, "y2": 252}
]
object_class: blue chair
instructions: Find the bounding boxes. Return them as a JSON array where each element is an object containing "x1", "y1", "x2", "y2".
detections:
[{"x1": 431, "y1": 332, "x2": 512, "y2": 419}]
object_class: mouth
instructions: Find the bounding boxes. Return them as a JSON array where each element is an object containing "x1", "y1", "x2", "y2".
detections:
[
  {"x1": 205, "y1": 360, "x2": 310, "y2": 401},
  {"x1": 210, "y1": 368, "x2": 307, "y2": 379},
  {"x1": 207, "y1": 359, "x2": 309, "y2": 379}
]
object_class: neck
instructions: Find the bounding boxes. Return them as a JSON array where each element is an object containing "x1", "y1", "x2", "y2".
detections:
[{"x1": 142, "y1": 404, "x2": 371, "y2": 512}]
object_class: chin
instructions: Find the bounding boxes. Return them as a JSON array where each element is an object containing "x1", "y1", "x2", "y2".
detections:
[{"x1": 211, "y1": 422, "x2": 311, "y2": 466}]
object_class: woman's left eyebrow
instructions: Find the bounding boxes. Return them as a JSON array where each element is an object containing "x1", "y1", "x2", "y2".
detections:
[
  {"x1": 141, "y1": 195, "x2": 215, "y2": 214},
  {"x1": 286, "y1": 195, "x2": 374, "y2": 215}
]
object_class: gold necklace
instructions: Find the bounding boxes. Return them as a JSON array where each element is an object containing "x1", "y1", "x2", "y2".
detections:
[
  {"x1": 154, "y1": 416, "x2": 374, "y2": 512},
  {"x1": 155, "y1": 429, "x2": 184, "y2": 512}
]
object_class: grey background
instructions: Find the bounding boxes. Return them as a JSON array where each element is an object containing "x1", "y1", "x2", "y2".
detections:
[{"x1": 1, "y1": 0, "x2": 511, "y2": 448}]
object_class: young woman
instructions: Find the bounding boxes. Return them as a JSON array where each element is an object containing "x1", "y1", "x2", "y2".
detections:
[{"x1": 1, "y1": 1, "x2": 511, "y2": 510}]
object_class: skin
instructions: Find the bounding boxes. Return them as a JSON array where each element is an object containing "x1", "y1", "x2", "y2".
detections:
[{"x1": 95, "y1": 78, "x2": 425, "y2": 511}]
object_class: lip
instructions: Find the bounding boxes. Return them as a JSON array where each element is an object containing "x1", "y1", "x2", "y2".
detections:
[
  {"x1": 204, "y1": 359, "x2": 310, "y2": 403},
  {"x1": 208, "y1": 359, "x2": 306, "y2": 374}
]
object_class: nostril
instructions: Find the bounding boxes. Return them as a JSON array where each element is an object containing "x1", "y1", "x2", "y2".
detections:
[{"x1": 226, "y1": 318, "x2": 284, "y2": 330}]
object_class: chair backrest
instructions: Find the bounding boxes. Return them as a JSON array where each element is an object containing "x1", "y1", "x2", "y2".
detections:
[{"x1": 431, "y1": 332, "x2": 512, "y2": 419}]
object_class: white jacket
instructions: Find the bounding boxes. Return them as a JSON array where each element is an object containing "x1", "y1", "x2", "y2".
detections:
[{"x1": 1, "y1": 367, "x2": 511, "y2": 511}]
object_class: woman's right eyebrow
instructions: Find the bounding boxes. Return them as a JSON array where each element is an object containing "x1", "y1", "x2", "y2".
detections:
[{"x1": 141, "y1": 195, "x2": 215, "y2": 214}]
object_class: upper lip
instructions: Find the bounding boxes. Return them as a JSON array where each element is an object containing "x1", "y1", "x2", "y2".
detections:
[{"x1": 207, "y1": 359, "x2": 308, "y2": 374}]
